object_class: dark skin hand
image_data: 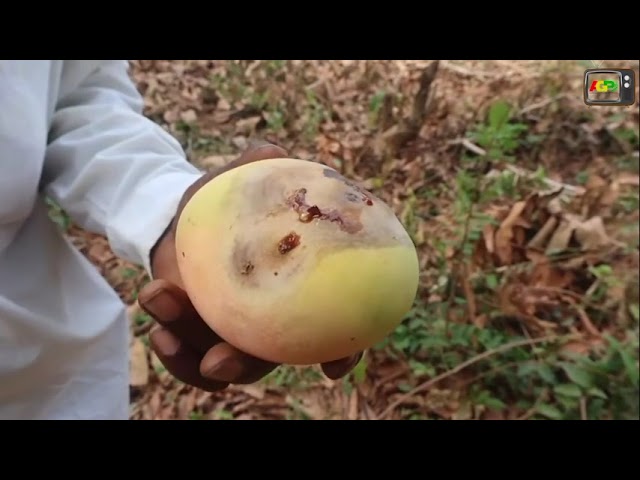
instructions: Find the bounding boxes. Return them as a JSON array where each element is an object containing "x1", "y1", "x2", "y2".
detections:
[{"x1": 137, "y1": 141, "x2": 364, "y2": 392}]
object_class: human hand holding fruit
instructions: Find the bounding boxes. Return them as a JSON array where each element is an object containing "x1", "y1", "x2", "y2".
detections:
[{"x1": 138, "y1": 142, "x2": 365, "y2": 392}]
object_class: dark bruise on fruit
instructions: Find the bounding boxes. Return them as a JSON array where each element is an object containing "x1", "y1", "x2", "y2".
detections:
[
  {"x1": 232, "y1": 240, "x2": 262, "y2": 286},
  {"x1": 285, "y1": 187, "x2": 363, "y2": 234},
  {"x1": 278, "y1": 232, "x2": 301, "y2": 254},
  {"x1": 323, "y1": 168, "x2": 374, "y2": 206},
  {"x1": 345, "y1": 192, "x2": 359, "y2": 202},
  {"x1": 241, "y1": 261, "x2": 254, "y2": 275}
]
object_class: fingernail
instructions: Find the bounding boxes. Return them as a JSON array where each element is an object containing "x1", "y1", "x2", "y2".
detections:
[
  {"x1": 151, "y1": 328, "x2": 182, "y2": 356},
  {"x1": 348, "y1": 352, "x2": 364, "y2": 370},
  {"x1": 204, "y1": 357, "x2": 245, "y2": 383},
  {"x1": 141, "y1": 288, "x2": 181, "y2": 323}
]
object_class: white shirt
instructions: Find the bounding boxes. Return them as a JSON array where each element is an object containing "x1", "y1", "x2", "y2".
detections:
[{"x1": 0, "y1": 60, "x2": 202, "y2": 419}]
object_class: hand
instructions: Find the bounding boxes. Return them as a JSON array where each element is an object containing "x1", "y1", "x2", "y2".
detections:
[{"x1": 137, "y1": 141, "x2": 363, "y2": 392}]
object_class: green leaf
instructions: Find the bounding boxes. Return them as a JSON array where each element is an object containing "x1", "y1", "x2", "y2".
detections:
[
  {"x1": 517, "y1": 362, "x2": 537, "y2": 377},
  {"x1": 554, "y1": 383, "x2": 582, "y2": 398},
  {"x1": 630, "y1": 304, "x2": 639, "y2": 321},
  {"x1": 482, "y1": 397, "x2": 507, "y2": 410},
  {"x1": 409, "y1": 359, "x2": 434, "y2": 377},
  {"x1": 561, "y1": 363, "x2": 594, "y2": 388},
  {"x1": 605, "y1": 334, "x2": 640, "y2": 388},
  {"x1": 486, "y1": 274, "x2": 499, "y2": 290},
  {"x1": 352, "y1": 355, "x2": 368, "y2": 384},
  {"x1": 587, "y1": 387, "x2": 608, "y2": 399},
  {"x1": 488, "y1": 100, "x2": 511, "y2": 130},
  {"x1": 536, "y1": 403, "x2": 563, "y2": 420},
  {"x1": 537, "y1": 364, "x2": 556, "y2": 384}
]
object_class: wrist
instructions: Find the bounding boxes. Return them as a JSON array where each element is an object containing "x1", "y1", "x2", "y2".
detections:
[{"x1": 150, "y1": 218, "x2": 176, "y2": 279}]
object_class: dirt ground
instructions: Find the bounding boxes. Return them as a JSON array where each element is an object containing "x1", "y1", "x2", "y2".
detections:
[{"x1": 59, "y1": 60, "x2": 639, "y2": 420}]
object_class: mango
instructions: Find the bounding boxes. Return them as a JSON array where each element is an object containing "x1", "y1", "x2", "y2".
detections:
[{"x1": 175, "y1": 158, "x2": 419, "y2": 365}]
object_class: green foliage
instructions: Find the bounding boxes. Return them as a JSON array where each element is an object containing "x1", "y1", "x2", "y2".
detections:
[
  {"x1": 380, "y1": 300, "x2": 639, "y2": 419},
  {"x1": 45, "y1": 196, "x2": 71, "y2": 232},
  {"x1": 466, "y1": 100, "x2": 529, "y2": 162}
]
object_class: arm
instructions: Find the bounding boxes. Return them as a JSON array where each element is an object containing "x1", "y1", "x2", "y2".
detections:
[{"x1": 42, "y1": 60, "x2": 202, "y2": 274}]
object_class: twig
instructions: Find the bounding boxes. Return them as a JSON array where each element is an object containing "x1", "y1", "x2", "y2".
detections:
[
  {"x1": 565, "y1": 296, "x2": 602, "y2": 338},
  {"x1": 517, "y1": 389, "x2": 548, "y2": 420},
  {"x1": 518, "y1": 94, "x2": 567, "y2": 115},
  {"x1": 447, "y1": 138, "x2": 487, "y2": 156},
  {"x1": 374, "y1": 333, "x2": 578, "y2": 420},
  {"x1": 504, "y1": 164, "x2": 585, "y2": 196},
  {"x1": 580, "y1": 397, "x2": 588, "y2": 420},
  {"x1": 461, "y1": 263, "x2": 477, "y2": 322},
  {"x1": 439, "y1": 61, "x2": 498, "y2": 80}
]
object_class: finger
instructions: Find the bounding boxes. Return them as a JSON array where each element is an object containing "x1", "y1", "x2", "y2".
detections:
[
  {"x1": 149, "y1": 326, "x2": 228, "y2": 393},
  {"x1": 139, "y1": 279, "x2": 222, "y2": 355},
  {"x1": 200, "y1": 342, "x2": 279, "y2": 384},
  {"x1": 321, "y1": 351, "x2": 364, "y2": 380},
  {"x1": 228, "y1": 142, "x2": 289, "y2": 170}
]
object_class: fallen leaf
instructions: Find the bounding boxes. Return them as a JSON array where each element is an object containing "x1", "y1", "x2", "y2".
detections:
[
  {"x1": 527, "y1": 216, "x2": 559, "y2": 250},
  {"x1": 348, "y1": 391, "x2": 359, "y2": 420},
  {"x1": 180, "y1": 109, "x2": 197, "y2": 124},
  {"x1": 129, "y1": 337, "x2": 149, "y2": 389},
  {"x1": 483, "y1": 224, "x2": 496, "y2": 254},
  {"x1": 573, "y1": 216, "x2": 613, "y2": 251},
  {"x1": 482, "y1": 409, "x2": 506, "y2": 420},
  {"x1": 617, "y1": 172, "x2": 640, "y2": 186},
  {"x1": 581, "y1": 174, "x2": 620, "y2": 217},
  {"x1": 473, "y1": 313, "x2": 489, "y2": 329},
  {"x1": 240, "y1": 384, "x2": 266, "y2": 400},
  {"x1": 200, "y1": 155, "x2": 235, "y2": 170},
  {"x1": 546, "y1": 214, "x2": 581, "y2": 254},
  {"x1": 88, "y1": 240, "x2": 113, "y2": 264},
  {"x1": 495, "y1": 201, "x2": 528, "y2": 265},
  {"x1": 530, "y1": 262, "x2": 574, "y2": 290}
]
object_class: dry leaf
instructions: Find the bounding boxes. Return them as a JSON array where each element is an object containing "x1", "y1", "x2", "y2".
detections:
[
  {"x1": 200, "y1": 155, "x2": 235, "y2": 170},
  {"x1": 574, "y1": 216, "x2": 613, "y2": 251},
  {"x1": 240, "y1": 385, "x2": 266, "y2": 400},
  {"x1": 530, "y1": 262, "x2": 574, "y2": 289},
  {"x1": 473, "y1": 313, "x2": 489, "y2": 329},
  {"x1": 527, "y1": 216, "x2": 558, "y2": 250},
  {"x1": 482, "y1": 409, "x2": 506, "y2": 420},
  {"x1": 129, "y1": 337, "x2": 149, "y2": 389},
  {"x1": 180, "y1": 109, "x2": 197, "y2": 123},
  {"x1": 495, "y1": 201, "x2": 528, "y2": 265},
  {"x1": 348, "y1": 391, "x2": 359, "y2": 420},
  {"x1": 546, "y1": 214, "x2": 581, "y2": 253},
  {"x1": 483, "y1": 224, "x2": 496, "y2": 254},
  {"x1": 617, "y1": 172, "x2": 640, "y2": 186}
]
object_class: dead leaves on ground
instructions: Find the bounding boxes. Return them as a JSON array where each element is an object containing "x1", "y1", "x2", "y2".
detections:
[{"x1": 472, "y1": 173, "x2": 636, "y2": 338}]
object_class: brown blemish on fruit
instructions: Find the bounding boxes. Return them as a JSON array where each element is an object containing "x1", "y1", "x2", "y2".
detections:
[
  {"x1": 241, "y1": 261, "x2": 254, "y2": 275},
  {"x1": 181, "y1": 251, "x2": 185, "y2": 257},
  {"x1": 323, "y1": 168, "x2": 374, "y2": 206},
  {"x1": 285, "y1": 188, "x2": 363, "y2": 234},
  {"x1": 232, "y1": 241, "x2": 260, "y2": 286},
  {"x1": 345, "y1": 192, "x2": 359, "y2": 202},
  {"x1": 278, "y1": 232, "x2": 301, "y2": 255}
]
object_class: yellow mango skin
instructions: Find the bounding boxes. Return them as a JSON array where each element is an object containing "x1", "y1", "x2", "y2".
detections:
[{"x1": 175, "y1": 158, "x2": 419, "y2": 365}]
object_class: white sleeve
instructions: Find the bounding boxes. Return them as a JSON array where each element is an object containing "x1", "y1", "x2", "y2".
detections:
[{"x1": 43, "y1": 60, "x2": 203, "y2": 275}]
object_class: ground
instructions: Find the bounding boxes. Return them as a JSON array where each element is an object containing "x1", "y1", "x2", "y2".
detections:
[{"x1": 52, "y1": 60, "x2": 639, "y2": 420}]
